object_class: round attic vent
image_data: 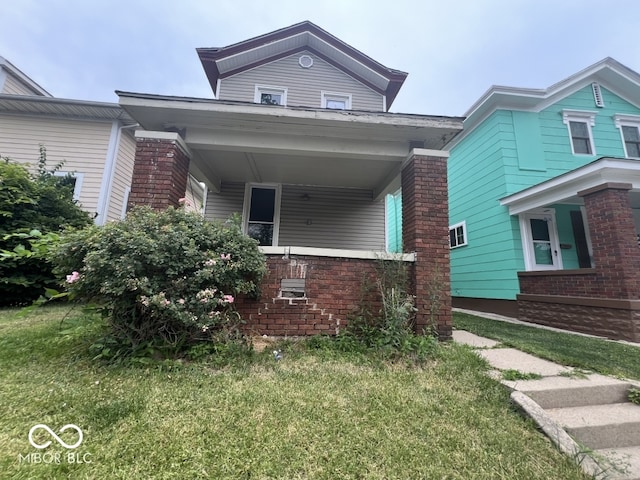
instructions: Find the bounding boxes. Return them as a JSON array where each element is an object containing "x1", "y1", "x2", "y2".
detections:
[{"x1": 299, "y1": 55, "x2": 313, "y2": 68}]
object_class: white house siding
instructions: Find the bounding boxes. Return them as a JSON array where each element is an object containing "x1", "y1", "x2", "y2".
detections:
[
  {"x1": 1, "y1": 72, "x2": 41, "y2": 96},
  {"x1": 0, "y1": 114, "x2": 113, "y2": 216},
  {"x1": 218, "y1": 51, "x2": 384, "y2": 111},
  {"x1": 105, "y1": 130, "x2": 136, "y2": 222},
  {"x1": 205, "y1": 182, "x2": 386, "y2": 250}
]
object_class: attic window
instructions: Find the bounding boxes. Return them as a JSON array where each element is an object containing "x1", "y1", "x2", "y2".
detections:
[
  {"x1": 322, "y1": 92, "x2": 352, "y2": 110},
  {"x1": 591, "y1": 83, "x2": 605, "y2": 108},
  {"x1": 255, "y1": 85, "x2": 287, "y2": 106}
]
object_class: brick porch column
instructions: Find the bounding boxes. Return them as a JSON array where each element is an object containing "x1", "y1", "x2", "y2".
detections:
[
  {"x1": 578, "y1": 182, "x2": 640, "y2": 299},
  {"x1": 127, "y1": 131, "x2": 191, "y2": 211},
  {"x1": 401, "y1": 149, "x2": 452, "y2": 339}
]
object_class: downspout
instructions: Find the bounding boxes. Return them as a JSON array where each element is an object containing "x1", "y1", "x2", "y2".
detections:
[{"x1": 95, "y1": 122, "x2": 138, "y2": 225}]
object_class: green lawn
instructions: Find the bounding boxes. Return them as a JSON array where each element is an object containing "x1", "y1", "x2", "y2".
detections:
[
  {"x1": 0, "y1": 306, "x2": 589, "y2": 479},
  {"x1": 454, "y1": 311, "x2": 640, "y2": 380}
]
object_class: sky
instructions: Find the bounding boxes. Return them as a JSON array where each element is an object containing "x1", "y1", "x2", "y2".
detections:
[{"x1": 2, "y1": 0, "x2": 640, "y2": 117}]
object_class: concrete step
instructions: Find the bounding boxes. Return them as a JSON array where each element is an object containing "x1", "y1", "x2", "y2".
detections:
[
  {"x1": 503, "y1": 374, "x2": 632, "y2": 409},
  {"x1": 594, "y1": 445, "x2": 640, "y2": 480},
  {"x1": 545, "y1": 403, "x2": 640, "y2": 449}
]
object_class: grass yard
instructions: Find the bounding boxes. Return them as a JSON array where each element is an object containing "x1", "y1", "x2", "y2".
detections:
[
  {"x1": 0, "y1": 306, "x2": 589, "y2": 479},
  {"x1": 454, "y1": 311, "x2": 640, "y2": 380}
]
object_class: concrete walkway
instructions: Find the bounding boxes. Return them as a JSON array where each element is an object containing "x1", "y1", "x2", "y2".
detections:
[{"x1": 453, "y1": 329, "x2": 640, "y2": 480}]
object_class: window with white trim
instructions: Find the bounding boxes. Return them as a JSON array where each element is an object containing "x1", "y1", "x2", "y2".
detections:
[
  {"x1": 321, "y1": 92, "x2": 351, "y2": 110},
  {"x1": 53, "y1": 171, "x2": 83, "y2": 201},
  {"x1": 562, "y1": 110, "x2": 596, "y2": 155},
  {"x1": 614, "y1": 114, "x2": 640, "y2": 159},
  {"x1": 243, "y1": 184, "x2": 281, "y2": 246},
  {"x1": 254, "y1": 85, "x2": 287, "y2": 106},
  {"x1": 449, "y1": 221, "x2": 467, "y2": 248}
]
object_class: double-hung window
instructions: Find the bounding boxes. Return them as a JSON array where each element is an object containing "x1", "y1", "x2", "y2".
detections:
[
  {"x1": 243, "y1": 184, "x2": 281, "y2": 246},
  {"x1": 562, "y1": 110, "x2": 596, "y2": 155},
  {"x1": 614, "y1": 114, "x2": 640, "y2": 159},
  {"x1": 254, "y1": 85, "x2": 287, "y2": 106}
]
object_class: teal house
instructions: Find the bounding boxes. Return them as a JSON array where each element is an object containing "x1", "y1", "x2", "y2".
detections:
[{"x1": 390, "y1": 58, "x2": 640, "y2": 342}]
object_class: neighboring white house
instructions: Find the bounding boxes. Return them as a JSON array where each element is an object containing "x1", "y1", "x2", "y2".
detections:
[{"x1": 0, "y1": 55, "x2": 138, "y2": 224}]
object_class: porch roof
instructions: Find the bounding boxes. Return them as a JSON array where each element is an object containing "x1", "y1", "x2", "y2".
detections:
[
  {"x1": 500, "y1": 157, "x2": 640, "y2": 215},
  {"x1": 118, "y1": 91, "x2": 462, "y2": 199}
]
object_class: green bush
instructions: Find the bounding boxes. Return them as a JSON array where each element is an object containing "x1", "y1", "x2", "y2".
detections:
[
  {"x1": 52, "y1": 206, "x2": 267, "y2": 359},
  {"x1": 0, "y1": 148, "x2": 92, "y2": 305}
]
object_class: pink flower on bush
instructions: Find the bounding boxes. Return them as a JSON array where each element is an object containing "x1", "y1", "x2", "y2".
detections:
[
  {"x1": 220, "y1": 253, "x2": 231, "y2": 261},
  {"x1": 178, "y1": 298, "x2": 185, "y2": 305},
  {"x1": 66, "y1": 271, "x2": 80, "y2": 284},
  {"x1": 204, "y1": 259, "x2": 216, "y2": 267},
  {"x1": 222, "y1": 294, "x2": 234, "y2": 304}
]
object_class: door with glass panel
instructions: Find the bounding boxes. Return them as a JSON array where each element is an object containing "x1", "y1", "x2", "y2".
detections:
[{"x1": 522, "y1": 212, "x2": 562, "y2": 270}]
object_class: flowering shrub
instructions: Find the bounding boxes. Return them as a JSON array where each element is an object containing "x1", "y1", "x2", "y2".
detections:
[{"x1": 52, "y1": 206, "x2": 266, "y2": 356}]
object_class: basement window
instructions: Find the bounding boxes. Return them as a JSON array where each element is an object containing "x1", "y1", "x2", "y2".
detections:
[{"x1": 280, "y1": 278, "x2": 306, "y2": 298}]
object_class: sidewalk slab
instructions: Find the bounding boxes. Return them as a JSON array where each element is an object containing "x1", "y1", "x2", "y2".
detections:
[
  {"x1": 476, "y1": 348, "x2": 571, "y2": 376},
  {"x1": 452, "y1": 330, "x2": 500, "y2": 348}
]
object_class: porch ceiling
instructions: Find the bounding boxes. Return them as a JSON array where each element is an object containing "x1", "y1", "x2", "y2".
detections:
[
  {"x1": 500, "y1": 157, "x2": 640, "y2": 214},
  {"x1": 118, "y1": 92, "x2": 463, "y2": 198}
]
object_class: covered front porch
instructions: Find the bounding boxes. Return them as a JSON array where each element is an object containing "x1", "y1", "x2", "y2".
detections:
[
  {"x1": 501, "y1": 157, "x2": 640, "y2": 341},
  {"x1": 119, "y1": 92, "x2": 463, "y2": 338}
]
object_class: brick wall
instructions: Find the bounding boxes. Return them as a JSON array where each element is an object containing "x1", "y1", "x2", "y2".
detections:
[
  {"x1": 517, "y1": 183, "x2": 640, "y2": 342},
  {"x1": 235, "y1": 255, "x2": 382, "y2": 336},
  {"x1": 401, "y1": 152, "x2": 452, "y2": 339},
  {"x1": 127, "y1": 136, "x2": 190, "y2": 211}
]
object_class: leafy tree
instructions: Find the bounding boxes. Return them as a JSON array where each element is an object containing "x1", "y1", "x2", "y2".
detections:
[{"x1": 0, "y1": 146, "x2": 92, "y2": 305}]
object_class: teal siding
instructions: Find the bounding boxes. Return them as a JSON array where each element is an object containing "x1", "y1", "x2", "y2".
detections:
[
  {"x1": 385, "y1": 191, "x2": 402, "y2": 253},
  {"x1": 449, "y1": 111, "x2": 523, "y2": 300},
  {"x1": 387, "y1": 83, "x2": 640, "y2": 302}
]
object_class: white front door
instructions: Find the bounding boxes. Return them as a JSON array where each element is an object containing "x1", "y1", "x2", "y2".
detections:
[{"x1": 520, "y1": 210, "x2": 563, "y2": 271}]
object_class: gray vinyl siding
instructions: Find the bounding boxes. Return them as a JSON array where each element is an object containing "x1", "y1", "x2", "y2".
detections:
[
  {"x1": 218, "y1": 51, "x2": 384, "y2": 111},
  {"x1": 279, "y1": 185, "x2": 385, "y2": 250},
  {"x1": 205, "y1": 182, "x2": 386, "y2": 250},
  {"x1": 1, "y1": 72, "x2": 41, "y2": 96},
  {"x1": 106, "y1": 130, "x2": 136, "y2": 222},
  {"x1": 204, "y1": 182, "x2": 245, "y2": 221}
]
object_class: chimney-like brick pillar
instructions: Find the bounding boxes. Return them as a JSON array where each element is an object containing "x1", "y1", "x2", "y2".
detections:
[
  {"x1": 401, "y1": 149, "x2": 452, "y2": 339},
  {"x1": 127, "y1": 131, "x2": 191, "y2": 211},
  {"x1": 578, "y1": 182, "x2": 640, "y2": 299}
]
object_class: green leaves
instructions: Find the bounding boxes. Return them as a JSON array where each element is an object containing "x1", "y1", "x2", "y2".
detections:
[{"x1": 51, "y1": 206, "x2": 267, "y2": 358}]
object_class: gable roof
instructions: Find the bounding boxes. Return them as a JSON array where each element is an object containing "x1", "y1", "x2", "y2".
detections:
[
  {"x1": 196, "y1": 21, "x2": 407, "y2": 111},
  {"x1": 448, "y1": 57, "x2": 640, "y2": 148},
  {"x1": 0, "y1": 56, "x2": 51, "y2": 97}
]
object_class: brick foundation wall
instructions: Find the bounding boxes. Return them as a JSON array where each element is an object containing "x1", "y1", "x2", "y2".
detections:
[
  {"x1": 518, "y1": 297, "x2": 640, "y2": 342},
  {"x1": 127, "y1": 135, "x2": 190, "y2": 211},
  {"x1": 235, "y1": 255, "x2": 383, "y2": 336}
]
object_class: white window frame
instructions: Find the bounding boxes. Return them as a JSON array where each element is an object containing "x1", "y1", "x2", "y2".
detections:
[
  {"x1": 242, "y1": 183, "x2": 282, "y2": 247},
  {"x1": 562, "y1": 110, "x2": 597, "y2": 156},
  {"x1": 321, "y1": 91, "x2": 352, "y2": 110},
  {"x1": 614, "y1": 114, "x2": 640, "y2": 159},
  {"x1": 254, "y1": 85, "x2": 287, "y2": 106},
  {"x1": 53, "y1": 171, "x2": 83, "y2": 201},
  {"x1": 449, "y1": 221, "x2": 467, "y2": 249},
  {"x1": 519, "y1": 209, "x2": 563, "y2": 271}
]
